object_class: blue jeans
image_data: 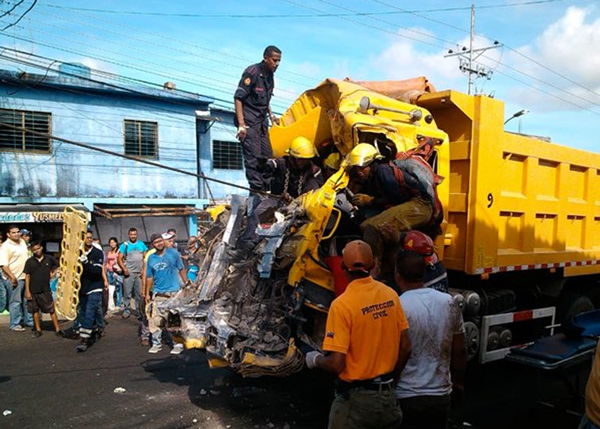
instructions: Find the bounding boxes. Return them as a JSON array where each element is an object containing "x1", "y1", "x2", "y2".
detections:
[
  {"x1": 78, "y1": 292, "x2": 103, "y2": 339},
  {"x1": 0, "y1": 277, "x2": 11, "y2": 313},
  {"x1": 123, "y1": 273, "x2": 142, "y2": 315},
  {"x1": 579, "y1": 415, "x2": 600, "y2": 429},
  {"x1": 107, "y1": 271, "x2": 124, "y2": 307},
  {"x1": 8, "y1": 279, "x2": 33, "y2": 330}
]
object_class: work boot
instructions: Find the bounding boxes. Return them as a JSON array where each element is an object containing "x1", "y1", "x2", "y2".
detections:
[{"x1": 76, "y1": 340, "x2": 90, "y2": 353}]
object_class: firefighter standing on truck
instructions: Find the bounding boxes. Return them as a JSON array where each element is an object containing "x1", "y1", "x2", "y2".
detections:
[
  {"x1": 305, "y1": 240, "x2": 411, "y2": 429},
  {"x1": 234, "y1": 45, "x2": 282, "y2": 200},
  {"x1": 346, "y1": 143, "x2": 442, "y2": 272}
]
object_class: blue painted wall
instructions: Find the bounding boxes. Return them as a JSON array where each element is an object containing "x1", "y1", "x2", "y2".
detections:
[
  {"x1": 0, "y1": 74, "x2": 210, "y2": 200},
  {"x1": 202, "y1": 108, "x2": 249, "y2": 200}
]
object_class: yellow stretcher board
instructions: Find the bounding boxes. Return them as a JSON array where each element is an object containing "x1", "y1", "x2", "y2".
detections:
[{"x1": 55, "y1": 206, "x2": 88, "y2": 320}]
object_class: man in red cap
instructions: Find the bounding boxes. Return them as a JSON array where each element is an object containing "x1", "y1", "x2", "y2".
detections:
[{"x1": 305, "y1": 240, "x2": 411, "y2": 429}]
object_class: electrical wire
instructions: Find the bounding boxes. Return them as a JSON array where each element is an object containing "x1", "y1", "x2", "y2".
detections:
[
  {"x1": 16, "y1": 8, "x2": 303, "y2": 101},
  {"x1": 41, "y1": 0, "x2": 568, "y2": 18},
  {"x1": 0, "y1": 120, "x2": 280, "y2": 196},
  {"x1": 1, "y1": 0, "x2": 36, "y2": 31},
  {"x1": 31, "y1": 1, "x2": 319, "y2": 86},
  {"x1": 0, "y1": 28, "x2": 292, "y2": 112}
]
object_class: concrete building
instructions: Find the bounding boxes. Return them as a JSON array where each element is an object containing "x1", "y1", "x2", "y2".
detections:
[{"x1": 0, "y1": 65, "x2": 244, "y2": 246}]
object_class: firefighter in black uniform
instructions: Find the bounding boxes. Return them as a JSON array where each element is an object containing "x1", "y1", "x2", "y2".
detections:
[
  {"x1": 237, "y1": 136, "x2": 323, "y2": 252},
  {"x1": 234, "y1": 45, "x2": 282, "y2": 197}
]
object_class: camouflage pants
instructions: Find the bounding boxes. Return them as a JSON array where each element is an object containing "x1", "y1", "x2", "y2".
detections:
[
  {"x1": 328, "y1": 387, "x2": 402, "y2": 429},
  {"x1": 360, "y1": 197, "x2": 432, "y2": 233},
  {"x1": 361, "y1": 197, "x2": 432, "y2": 273}
]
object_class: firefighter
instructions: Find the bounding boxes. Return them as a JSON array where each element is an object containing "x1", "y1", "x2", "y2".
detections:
[
  {"x1": 322, "y1": 152, "x2": 342, "y2": 180},
  {"x1": 234, "y1": 45, "x2": 282, "y2": 199},
  {"x1": 237, "y1": 136, "x2": 323, "y2": 252},
  {"x1": 381, "y1": 228, "x2": 449, "y2": 294},
  {"x1": 346, "y1": 143, "x2": 441, "y2": 273}
]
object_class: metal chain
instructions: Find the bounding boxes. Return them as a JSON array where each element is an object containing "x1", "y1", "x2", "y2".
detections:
[{"x1": 283, "y1": 168, "x2": 290, "y2": 196}]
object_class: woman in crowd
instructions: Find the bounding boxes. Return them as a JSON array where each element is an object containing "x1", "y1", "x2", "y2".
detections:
[{"x1": 106, "y1": 237, "x2": 123, "y2": 311}]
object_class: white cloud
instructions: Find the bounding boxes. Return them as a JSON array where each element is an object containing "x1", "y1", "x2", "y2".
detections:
[
  {"x1": 370, "y1": 28, "x2": 492, "y2": 91},
  {"x1": 505, "y1": 6, "x2": 600, "y2": 112},
  {"x1": 78, "y1": 58, "x2": 116, "y2": 75}
]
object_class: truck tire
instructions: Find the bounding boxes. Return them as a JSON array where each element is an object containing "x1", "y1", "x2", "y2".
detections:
[
  {"x1": 558, "y1": 292, "x2": 594, "y2": 322},
  {"x1": 464, "y1": 321, "x2": 480, "y2": 362}
]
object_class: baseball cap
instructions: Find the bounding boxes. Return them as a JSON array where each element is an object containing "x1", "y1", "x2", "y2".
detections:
[
  {"x1": 161, "y1": 232, "x2": 174, "y2": 240},
  {"x1": 342, "y1": 240, "x2": 374, "y2": 273},
  {"x1": 150, "y1": 233, "x2": 163, "y2": 243},
  {"x1": 19, "y1": 229, "x2": 31, "y2": 236}
]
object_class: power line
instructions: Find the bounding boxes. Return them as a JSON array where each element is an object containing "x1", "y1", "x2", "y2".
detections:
[
  {"x1": 41, "y1": 0, "x2": 567, "y2": 18},
  {"x1": 0, "y1": 50, "x2": 223, "y2": 122},
  {"x1": 32, "y1": 2, "x2": 318, "y2": 86},
  {"x1": 359, "y1": 0, "x2": 598, "y2": 105},
  {"x1": 17, "y1": 8, "x2": 303, "y2": 101},
  {"x1": 281, "y1": 0, "x2": 449, "y2": 50},
  {"x1": 341, "y1": 0, "x2": 600, "y2": 111},
  {"x1": 1, "y1": 0, "x2": 36, "y2": 31},
  {"x1": 0, "y1": 120, "x2": 277, "y2": 196},
  {"x1": 0, "y1": 27, "x2": 292, "y2": 112},
  {"x1": 501, "y1": 44, "x2": 600, "y2": 99},
  {"x1": 0, "y1": 33, "x2": 290, "y2": 114}
]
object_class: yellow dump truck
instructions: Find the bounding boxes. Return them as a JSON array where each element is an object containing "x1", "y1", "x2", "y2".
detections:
[{"x1": 164, "y1": 78, "x2": 600, "y2": 373}]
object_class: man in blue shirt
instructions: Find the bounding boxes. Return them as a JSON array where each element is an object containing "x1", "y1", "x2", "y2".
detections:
[
  {"x1": 145, "y1": 233, "x2": 189, "y2": 354},
  {"x1": 117, "y1": 227, "x2": 148, "y2": 319}
]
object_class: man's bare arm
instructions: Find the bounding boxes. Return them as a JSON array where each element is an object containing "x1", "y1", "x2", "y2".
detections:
[
  {"x1": 393, "y1": 330, "x2": 412, "y2": 383},
  {"x1": 234, "y1": 99, "x2": 247, "y2": 140},
  {"x1": 315, "y1": 351, "x2": 346, "y2": 375}
]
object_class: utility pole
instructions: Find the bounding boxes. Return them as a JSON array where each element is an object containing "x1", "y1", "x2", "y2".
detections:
[{"x1": 445, "y1": 4, "x2": 502, "y2": 95}]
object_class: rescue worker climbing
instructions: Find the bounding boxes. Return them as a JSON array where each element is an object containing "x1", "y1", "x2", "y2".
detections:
[
  {"x1": 347, "y1": 143, "x2": 442, "y2": 273},
  {"x1": 237, "y1": 136, "x2": 323, "y2": 252}
]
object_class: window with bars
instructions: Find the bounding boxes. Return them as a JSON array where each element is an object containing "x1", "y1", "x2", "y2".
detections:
[
  {"x1": 124, "y1": 120, "x2": 158, "y2": 158},
  {"x1": 213, "y1": 140, "x2": 243, "y2": 170},
  {"x1": 0, "y1": 109, "x2": 52, "y2": 153}
]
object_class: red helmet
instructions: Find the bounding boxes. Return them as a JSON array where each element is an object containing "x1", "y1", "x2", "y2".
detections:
[{"x1": 400, "y1": 231, "x2": 435, "y2": 257}]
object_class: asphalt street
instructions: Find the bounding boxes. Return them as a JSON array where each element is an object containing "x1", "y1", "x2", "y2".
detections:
[{"x1": 0, "y1": 315, "x2": 589, "y2": 429}]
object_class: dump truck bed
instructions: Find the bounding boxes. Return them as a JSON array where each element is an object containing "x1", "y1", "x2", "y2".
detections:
[{"x1": 418, "y1": 90, "x2": 600, "y2": 276}]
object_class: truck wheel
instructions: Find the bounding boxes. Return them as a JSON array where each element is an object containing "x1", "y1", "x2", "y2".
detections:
[
  {"x1": 463, "y1": 321, "x2": 480, "y2": 362},
  {"x1": 558, "y1": 292, "x2": 594, "y2": 322}
]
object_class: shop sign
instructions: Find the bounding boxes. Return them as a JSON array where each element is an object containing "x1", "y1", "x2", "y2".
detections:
[{"x1": 0, "y1": 212, "x2": 66, "y2": 223}]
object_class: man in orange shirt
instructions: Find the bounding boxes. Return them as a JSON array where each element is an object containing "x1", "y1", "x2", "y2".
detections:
[{"x1": 305, "y1": 240, "x2": 411, "y2": 429}]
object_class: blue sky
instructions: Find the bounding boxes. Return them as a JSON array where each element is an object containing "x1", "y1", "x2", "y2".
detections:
[{"x1": 0, "y1": 0, "x2": 599, "y2": 152}]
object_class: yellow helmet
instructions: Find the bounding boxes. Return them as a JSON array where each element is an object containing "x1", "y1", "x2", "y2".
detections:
[
  {"x1": 347, "y1": 143, "x2": 383, "y2": 167},
  {"x1": 324, "y1": 152, "x2": 341, "y2": 170},
  {"x1": 286, "y1": 136, "x2": 318, "y2": 159}
]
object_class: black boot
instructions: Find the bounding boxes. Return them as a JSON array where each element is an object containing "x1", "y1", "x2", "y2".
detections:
[{"x1": 75, "y1": 338, "x2": 91, "y2": 353}]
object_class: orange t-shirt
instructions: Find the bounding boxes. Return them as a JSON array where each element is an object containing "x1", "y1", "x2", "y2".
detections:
[{"x1": 322, "y1": 276, "x2": 409, "y2": 382}]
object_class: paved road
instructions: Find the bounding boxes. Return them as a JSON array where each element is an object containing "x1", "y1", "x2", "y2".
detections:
[{"x1": 0, "y1": 315, "x2": 589, "y2": 429}]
